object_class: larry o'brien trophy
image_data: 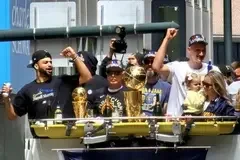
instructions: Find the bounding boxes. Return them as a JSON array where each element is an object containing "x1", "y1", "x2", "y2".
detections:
[
  {"x1": 72, "y1": 87, "x2": 88, "y2": 118},
  {"x1": 123, "y1": 65, "x2": 147, "y2": 122}
]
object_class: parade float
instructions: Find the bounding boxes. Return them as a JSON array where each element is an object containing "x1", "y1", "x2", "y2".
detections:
[{"x1": 0, "y1": 12, "x2": 239, "y2": 160}]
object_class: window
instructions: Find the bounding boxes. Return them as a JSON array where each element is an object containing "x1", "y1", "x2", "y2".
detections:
[
  {"x1": 186, "y1": 0, "x2": 192, "y2": 6},
  {"x1": 202, "y1": 0, "x2": 208, "y2": 9},
  {"x1": 194, "y1": 0, "x2": 200, "y2": 6},
  {"x1": 213, "y1": 42, "x2": 240, "y2": 64}
]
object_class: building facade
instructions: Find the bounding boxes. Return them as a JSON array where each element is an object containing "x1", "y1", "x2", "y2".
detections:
[
  {"x1": 213, "y1": 0, "x2": 240, "y2": 64},
  {"x1": 0, "y1": 0, "x2": 214, "y2": 160}
]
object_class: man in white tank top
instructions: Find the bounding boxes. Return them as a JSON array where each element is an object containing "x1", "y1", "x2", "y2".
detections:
[{"x1": 152, "y1": 28, "x2": 220, "y2": 116}]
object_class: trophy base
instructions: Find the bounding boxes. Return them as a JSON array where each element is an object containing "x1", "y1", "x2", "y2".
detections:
[
  {"x1": 128, "y1": 116, "x2": 143, "y2": 122},
  {"x1": 124, "y1": 90, "x2": 142, "y2": 122}
]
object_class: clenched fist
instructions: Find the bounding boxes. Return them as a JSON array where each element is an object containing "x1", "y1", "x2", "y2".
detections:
[
  {"x1": 60, "y1": 46, "x2": 77, "y2": 59},
  {"x1": 165, "y1": 28, "x2": 178, "y2": 40}
]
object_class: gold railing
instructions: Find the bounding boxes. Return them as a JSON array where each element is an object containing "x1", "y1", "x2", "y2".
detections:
[{"x1": 30, "y1": 116, "x2": 238, "y2": 139}]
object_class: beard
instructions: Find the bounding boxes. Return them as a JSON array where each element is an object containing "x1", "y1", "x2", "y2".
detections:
[
  {"x1": 39, "y1": 68, "x2": 52, "y2": 78},
  {"x1": 146, "y1": 70, "x2": 155, "y2": 77},
  {"x1": 146, "y1": 70, "x2": 159, "y2": 84}
]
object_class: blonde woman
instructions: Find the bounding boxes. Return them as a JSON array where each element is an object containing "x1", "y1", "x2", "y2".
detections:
[{"x1": 202, "y1": 71, "x2": 235, "y2": 116}]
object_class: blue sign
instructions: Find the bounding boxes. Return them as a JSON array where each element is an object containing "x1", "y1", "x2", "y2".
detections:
[
  {"x1": 0, "y1": 0, "x2": 10, "y2": 86},
  {"x1": 10, "y1": 0, "x2": 34, "y2": 92}
]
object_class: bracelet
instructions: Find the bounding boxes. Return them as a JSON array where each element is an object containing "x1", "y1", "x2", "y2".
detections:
[{"x1": 72, "y1": 55, "x2": 79, "y2": 62}]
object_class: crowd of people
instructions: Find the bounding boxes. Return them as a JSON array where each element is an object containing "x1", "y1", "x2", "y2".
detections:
[{"x1": 1, "y1": 28, "x2": 240, "y2": 124}]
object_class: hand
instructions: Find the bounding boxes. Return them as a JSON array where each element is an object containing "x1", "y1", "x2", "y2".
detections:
[
  {"x1": 165, "y1": 28, "x2": 178, "y2": 40},
  {"x1": 108, "y1": 38, "x2": 117, "y2": 58},
  {"x1": 109, "y1": 38, "x2": 116, "y2": 53},
  {"x1": 164, "y1": 114, "x2": 172, "y2": 122},
  {"x1": 1, "y1": 83, "x2": 12, "y2": 98},
  {"x1": 60, "y1": 46, "x2": 77, "y2": 59}
]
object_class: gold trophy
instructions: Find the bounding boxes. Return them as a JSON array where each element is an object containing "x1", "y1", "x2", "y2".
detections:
[
  {"x1": 72, "y1": 87, "x2": 88, "y2": 118},
  {"x1": 123, "y1": 65, "x2": 147, "y2": 122}
]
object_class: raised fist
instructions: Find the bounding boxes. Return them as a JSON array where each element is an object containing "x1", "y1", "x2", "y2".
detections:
[
  {"x1": 60, "y1": 46, "x2": 77, "y2": 59},
  {"x1": 165, "y1": 28, "x2": 178, "y2": 40}
]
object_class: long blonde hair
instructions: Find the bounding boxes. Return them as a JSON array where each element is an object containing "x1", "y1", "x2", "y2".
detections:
[{"x1": 205, "y1": 70, "x2": 229, "y2": 100}]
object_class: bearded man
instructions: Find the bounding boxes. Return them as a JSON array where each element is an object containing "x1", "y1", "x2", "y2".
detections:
[{"x1": 142, "y1": 51, "x2": 171, "y2": 116}]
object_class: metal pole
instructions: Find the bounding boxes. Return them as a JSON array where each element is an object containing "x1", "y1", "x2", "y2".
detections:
[
  {"x1": 136, "y1": 6, "x2": 139, "y2": 52},
  {"x1": 29, "y1": 115, "x2": 236, "y2": 122},
  {"x1": 224, "y1": 0, "x2": 232, "y2": 64},
  {"x1": 0, "y1": 22, "x2": 179, "y2": 42},
  {"x1": 100, "y1": 5, "x2": 104, "y2": 61},
  {"x1": 52, "y1": 146, "x2": 212, "y2": 151}
]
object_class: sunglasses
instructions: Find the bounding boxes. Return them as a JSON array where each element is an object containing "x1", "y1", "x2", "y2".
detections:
[
  {"x1": 202, "y1": 81, "x2": 212, "y2": 88},
  {"x1": 106, "y1": 71, "x2": 122, "y2": 76},
  {"x1": 144, "y1": 59, "x2": 154, "y2": 64}
]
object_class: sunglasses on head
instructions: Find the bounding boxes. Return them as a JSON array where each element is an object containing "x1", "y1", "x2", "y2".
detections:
[{"x1": 106, "y1": 70, "x2": 122, "y2": 76}]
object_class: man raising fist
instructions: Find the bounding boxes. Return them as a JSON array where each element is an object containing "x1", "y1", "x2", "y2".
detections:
[
  {"x1": 2, "y1": 47, "x2": 92, "y2": 121},
  {"x1": 152, "y1": 28, "x2": 220, "y2": 116}
]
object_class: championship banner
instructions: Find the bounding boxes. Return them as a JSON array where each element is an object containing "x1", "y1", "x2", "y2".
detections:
[
  {"x1": 59, "y1": 148, "x2": 208, "y2": 160},
  {"x1": 10, "y1": 0, "x2": 34, "y2": 92}
]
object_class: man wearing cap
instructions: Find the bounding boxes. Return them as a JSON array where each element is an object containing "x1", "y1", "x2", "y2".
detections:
[
  {"x1": 70, "y1": 51, "x2": 108, "y2": 115},
  {"x1": 71, "y1": 51, "x2": 108, "y2": 90},
  {"x1": 90, "y1": 60, "x2": 128, "y2": 117},
  {"x1": 152, "y1": 28, "x2": 220, "y2": 116},
  {"x1": 142, "y1": 51, "x2": 171, "y2": 116},
  {"x1": 2, "y1": 47, "x2": 92, "y2": 120},
  {"x1": 218, "y1": 64, "x2": 235, "y2": 85}
]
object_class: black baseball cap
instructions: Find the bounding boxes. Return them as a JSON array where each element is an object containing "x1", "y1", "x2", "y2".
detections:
[
  {"x1": 218, "y1": 64, "x2": 234, "y2": 77},
  {"x1": 143, "y1": 51, "x2": 155, "y2": 59},
  {"x1": 69, "y1": 51, "x2": 98, "y2": 76},
  {"x1": 188, "y1": 34, "x2": 208, "y2": 46},
  {"x1": 27, "y1": 50, "x2": 52, "y2": 68}
]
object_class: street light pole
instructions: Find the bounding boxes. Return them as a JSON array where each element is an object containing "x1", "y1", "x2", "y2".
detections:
[
  {"x1": 0, "y1": 22, "x2": 179, "y2": 42},
  {"x1": 224, "y1": 0, "x2": 232, "y2": 64}
]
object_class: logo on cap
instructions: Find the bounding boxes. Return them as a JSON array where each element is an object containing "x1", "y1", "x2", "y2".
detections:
[
  {"x1": 106, "y1": 59, "x2": 123, "y2": 70},
  {"x1": 80, "y1": 54, "x2": 85, "y2": 61},
  {"x1": 189, "y1": 34, "x2": 208, "y2": 46}
]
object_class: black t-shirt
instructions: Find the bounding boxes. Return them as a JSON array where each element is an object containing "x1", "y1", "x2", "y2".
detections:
[
  {"x1": 90, "y1": 86, "x2": 128, "y2": 117},
  {"x1": 82, "y1": 75, "x2": 108, "y2": 116},
  {"x1": 82, "y1": 74, "x2": 108, "y2": 93},
  {"x1": 12, "y1": 75, "x2": 79, "y2": 119}
]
